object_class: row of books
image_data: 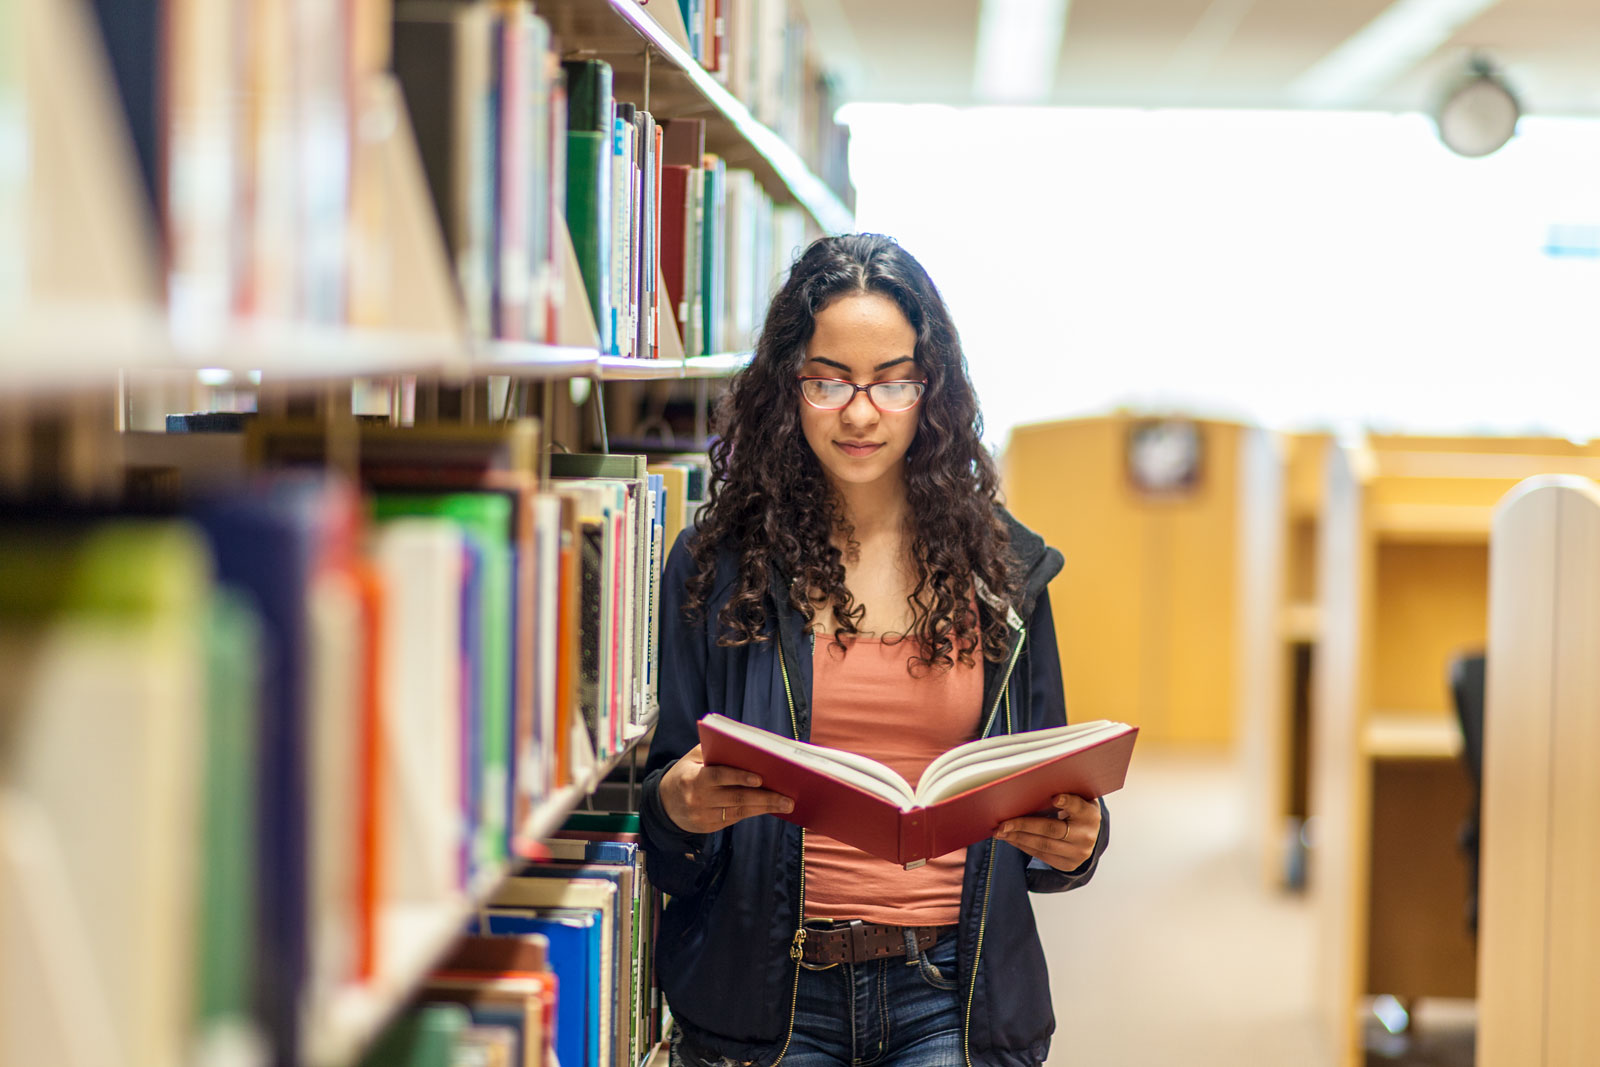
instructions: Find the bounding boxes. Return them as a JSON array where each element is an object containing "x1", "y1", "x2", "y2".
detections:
[
  {"x1": 66, "y1": 0, "x2": 842, "y2": 354},
  {"x1": 0, "y1": 420, "x2": 705, "y2": 1067},
  {"x1": 391, "y1": 4, "x2": 812, "y2": 358},
  {"x1": 681, "y1": 0, "x2": 853, "y2": 206},
  {"x1": 364, "y1": 815, "x2": 662, "y2": 1067},
  {"x1": 84, "y1": 0, "x2": 397, "y2": 329}
]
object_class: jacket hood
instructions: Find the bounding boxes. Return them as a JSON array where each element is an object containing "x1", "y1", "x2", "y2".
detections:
[{"x1": 999, "y1": 507, "x2": 1063, "y2": 621}]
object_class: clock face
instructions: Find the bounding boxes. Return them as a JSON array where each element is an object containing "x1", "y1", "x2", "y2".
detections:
[
  {"x1": 1127, "y1": 419, "x2": 1203, "y2": 495},
  {"x1": 1438, "y1": 75, "x2": 1519, "y2": 158}
]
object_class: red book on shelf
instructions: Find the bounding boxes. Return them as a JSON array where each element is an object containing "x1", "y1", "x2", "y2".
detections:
[
  {"x1": 697, "y1": 713, "x2": 1139, "y2": 870},
  {"x1": 658, "y1": 164, "x2": 693, "y2": 356}
]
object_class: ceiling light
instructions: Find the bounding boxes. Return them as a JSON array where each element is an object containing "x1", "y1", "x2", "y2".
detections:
[
  {"x1": 973, "y1": 0, "x2": 1071, "y2": 104},
  {"x1": 1435, "y1": 55, "x2": 1519, "y2": 157},
  {"x1": 1288, "y1": 0, "x2": 1502, "y2": 107}
]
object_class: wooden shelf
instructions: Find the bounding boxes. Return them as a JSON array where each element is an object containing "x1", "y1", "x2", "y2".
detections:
[
  {"x1": 531, "y1": 0, "x2": 853, "y2": 235},
  {"x1": 1371, "y1": 502, "x2": 1495, "y2": 543},
  {"x1": 1282, "y1": 601, "x2": 1319, "y2": 642},
  {"x1": 1361, "y1": 712, "x2": 1462, "y2": 760}
]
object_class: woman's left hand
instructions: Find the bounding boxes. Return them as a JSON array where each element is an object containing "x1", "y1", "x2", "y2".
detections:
[{"x1": 994, "y1": 794, "x2": 1101, "y2": 872}]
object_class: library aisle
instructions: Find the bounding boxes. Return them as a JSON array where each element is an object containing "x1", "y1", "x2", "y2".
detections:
[
  {"x1": 1037, "y1": 749, "x2": 1470, "y2": 1067},
  {"x1": 1038, "y1": 747, "x2": 1326, "y2": 1065}
]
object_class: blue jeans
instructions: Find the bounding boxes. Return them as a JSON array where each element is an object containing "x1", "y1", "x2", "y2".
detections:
[{"x1": 672, "y1": 928, "x2": 965, "y2": 1067}]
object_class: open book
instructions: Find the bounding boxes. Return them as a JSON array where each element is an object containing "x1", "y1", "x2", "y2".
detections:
[{"x1": 697, "y1": 714, "x2": 1138, "y2": 869}]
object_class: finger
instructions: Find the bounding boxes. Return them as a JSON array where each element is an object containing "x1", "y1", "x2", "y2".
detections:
[
  {"x1": 998, "y1": 816, "x2": 1072, "y2": 840},
  {"x1": 1056, "y1": 794, "x2": 1104, "y2": 826},
  {"x1": 998, "y1": 829, "x2": 1088, "y2": 866},
  {"x1": 997, "y1": 827, "x2": 1090, "y2": 868},
  {"x1": 703, "y1": 764, "x2": 765, "y2": 790},
  {"x1": 720, "y1": 788, "x2": 794, "y2": 820}
]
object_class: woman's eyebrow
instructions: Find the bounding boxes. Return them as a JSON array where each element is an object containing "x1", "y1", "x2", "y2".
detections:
[{"x1": 804, "y1": 355, "x2": 915, "y2": 373}]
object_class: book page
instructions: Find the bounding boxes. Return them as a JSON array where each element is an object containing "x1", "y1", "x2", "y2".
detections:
[
  {"x1": 701, "y1": 716, "x2": 917, "y2": 807},
  {"x1": 916, "y1": 721, "x2": 1127, "y2": 805}
]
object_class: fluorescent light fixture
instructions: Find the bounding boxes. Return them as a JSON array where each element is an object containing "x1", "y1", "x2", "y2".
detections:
[
  {"x1": 196, "y1": 368, "x2": 232, "y2": 386},
  {"x1": 1288, "y1": 0, "x2": 1502, "y2": 107},
  {"x1": 973, "y1": 0, "x2": 1071, "y2": 104}
]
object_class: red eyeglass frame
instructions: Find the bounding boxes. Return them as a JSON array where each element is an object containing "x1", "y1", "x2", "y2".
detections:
[{"x1": 795, "y1": 376, "x2": 927, "y2": 412}]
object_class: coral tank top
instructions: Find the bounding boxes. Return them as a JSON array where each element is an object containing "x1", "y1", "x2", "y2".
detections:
[{"x1": 802, "y1": 633, "x2": 983, "y2": 926}]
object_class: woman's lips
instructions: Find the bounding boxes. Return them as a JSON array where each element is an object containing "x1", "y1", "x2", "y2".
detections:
[{"x1": 835, "y1": 441, "x2": 884, "y2": 458}]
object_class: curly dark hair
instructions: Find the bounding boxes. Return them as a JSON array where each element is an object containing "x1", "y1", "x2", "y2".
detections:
[{"x1": 684, "y1": 233, "x2": 1018, "y2": 671}]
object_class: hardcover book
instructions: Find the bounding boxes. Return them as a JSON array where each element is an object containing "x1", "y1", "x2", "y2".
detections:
[{"x1": 697, "y1": 713, "x2": 1139, "y2": 869}]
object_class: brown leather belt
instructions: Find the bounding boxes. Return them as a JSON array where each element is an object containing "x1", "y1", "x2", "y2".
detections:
[{"x1": 799, "y1": 920, "x2": 948, "y2": 965}]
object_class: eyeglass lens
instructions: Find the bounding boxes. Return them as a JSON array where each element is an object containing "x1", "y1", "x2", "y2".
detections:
[{"x1": 800, "y1": 378, "x2": 924, "y2": 411}]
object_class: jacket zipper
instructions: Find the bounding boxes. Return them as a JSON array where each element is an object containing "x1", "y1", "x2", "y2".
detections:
[
  {"x1": 772, "y1": 635, "x2": 804, "y2": 1067},
  {"x1": 774, "y1": 624, "x2": 1027, "y2": 1067},
  {"x1": 965, "y1": 625, "x2": 1026, "y2": 1067}
]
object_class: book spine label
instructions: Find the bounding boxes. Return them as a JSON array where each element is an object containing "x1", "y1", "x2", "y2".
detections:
[{"x1": 898, "y1": 811, "x2": 929, "y2": 870}]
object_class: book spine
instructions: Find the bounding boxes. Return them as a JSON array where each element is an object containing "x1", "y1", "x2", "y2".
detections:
[{"x1": 898, "y1": 810, "x2": 930, "y2": 870}]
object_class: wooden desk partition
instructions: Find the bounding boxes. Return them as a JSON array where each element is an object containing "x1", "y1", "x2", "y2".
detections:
[
  {"x1": 1305, "y1": 445, "x2": 1600, "y2": 1067},
  {"x1": 1238, "y1": 430, "x2": 1329, "y2": 888},
  {"x1": 1002, "y1": 414, "x2": 1245, "y2": 746},
  {"x1": 1480, "y1": 476, "x2": 1600, "y2": 1066}
]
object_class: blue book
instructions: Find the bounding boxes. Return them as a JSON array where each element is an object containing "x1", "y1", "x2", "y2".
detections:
[
  {"x1": 190, "y1": 475, "x2": 341, "y2": 1063},
  {"x1": 474, "y1": 909, "x2": 601, "y2": 1067},
  {"x1": 513, "y1": 863, "x2": 637, "y2": 1063}
]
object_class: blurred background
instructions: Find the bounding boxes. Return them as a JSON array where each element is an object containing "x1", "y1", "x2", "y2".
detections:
[{"x1": 5, "y1": 1, "x2": 1600, "y2": 1066}]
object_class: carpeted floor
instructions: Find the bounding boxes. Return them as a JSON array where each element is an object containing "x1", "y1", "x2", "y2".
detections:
[{"x1": 1036, "y1": 748, "x2": 1475, "y2": 1067}]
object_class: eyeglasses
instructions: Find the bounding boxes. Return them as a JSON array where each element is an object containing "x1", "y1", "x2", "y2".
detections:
[{"x1": 797, "y1": 376, "x2": 926, "y2": 413}]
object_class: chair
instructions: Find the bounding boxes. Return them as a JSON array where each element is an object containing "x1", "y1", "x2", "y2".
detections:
[{"x1": 1449, "y1": 650, "x2": 1486, "y2": 934}]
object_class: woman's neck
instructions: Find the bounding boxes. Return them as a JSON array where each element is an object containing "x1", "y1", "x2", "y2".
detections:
[{"x1": 832, "y1": 476, "x2": 910, "y2": 544}]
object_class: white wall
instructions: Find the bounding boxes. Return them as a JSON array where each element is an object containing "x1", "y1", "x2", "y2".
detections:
[{"x1": 841, "y1": 105, "x2": 1600, "y2": 449}]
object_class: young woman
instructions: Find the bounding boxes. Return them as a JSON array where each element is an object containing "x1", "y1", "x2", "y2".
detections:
[{"x1": 640, "y1": 234, "x2": 1109, "y2": 1067}]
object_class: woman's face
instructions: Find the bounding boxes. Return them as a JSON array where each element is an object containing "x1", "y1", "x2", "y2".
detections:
[{"x1": 797, "y1": 291, "x2": 925, "y2": 496}]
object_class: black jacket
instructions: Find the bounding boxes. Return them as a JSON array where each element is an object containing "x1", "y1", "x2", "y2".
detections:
[{"x1": 640, "y1": 510, "x2": 1110, "y2": 1066}]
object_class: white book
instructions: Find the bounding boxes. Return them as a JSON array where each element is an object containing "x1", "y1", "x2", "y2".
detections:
[{"x1": 373, "y1": 520, "x2": 464, "y2": 919}]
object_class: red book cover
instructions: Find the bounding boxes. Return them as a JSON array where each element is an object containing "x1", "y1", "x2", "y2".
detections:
[
  {"x1": 697, "y1": 714, "x2": 1138, "y2": 869},
  {"x1": 659, "y1": 164, "x2": 693, "y2": 352}
]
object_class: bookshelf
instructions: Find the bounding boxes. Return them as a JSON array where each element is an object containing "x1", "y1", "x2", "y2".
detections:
[
  {"x1": 306, "y1": 730, "x2": 653, "y2": 1067},
  {"x1": 529, "y1": 0, "x2": 854, "y2": 237},
  {"x1": 1307, "y1": 440, "x2": 1600, "y2": 1067},
  {"x1": 1, "y1": 1, "x2": 851, "y2": 1065}
]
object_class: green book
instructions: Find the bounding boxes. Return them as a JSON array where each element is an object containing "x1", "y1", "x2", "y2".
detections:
[
  {"x1": 359, "y1": 1002, "x2": 471, "y2": 1067},
  {"x1": 0, "y1": 521, "x2": 210, "y2": 619},
  {"x1": 196, "y1": 589, "x2": 263, "y2": 1032},
  {"x1": 373, "y1": 493, "x2": 514, "y2": 872},
  {"x1": 562, "y1": 810, "x2": 642, "y2": 835},
  {"x1": 566, "y1": 129, "x2": 613, "y2": 354},
  {"x1": 563, "y1": 58, "x2": 613, "y2": 135},
  {"x1": 563, "y1": 58, "x2": 615, "y2": 354},
  {"x1": 701, "y1": 157, "x2": 725, "y2": 356},
  {"x1": 548, "y1": 452, "x2": 647, "y2": 481}
]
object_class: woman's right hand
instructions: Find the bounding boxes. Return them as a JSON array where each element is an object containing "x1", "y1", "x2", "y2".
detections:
[{"x1": 659, "y1": 744, "x2": 795, "y2": 833}]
